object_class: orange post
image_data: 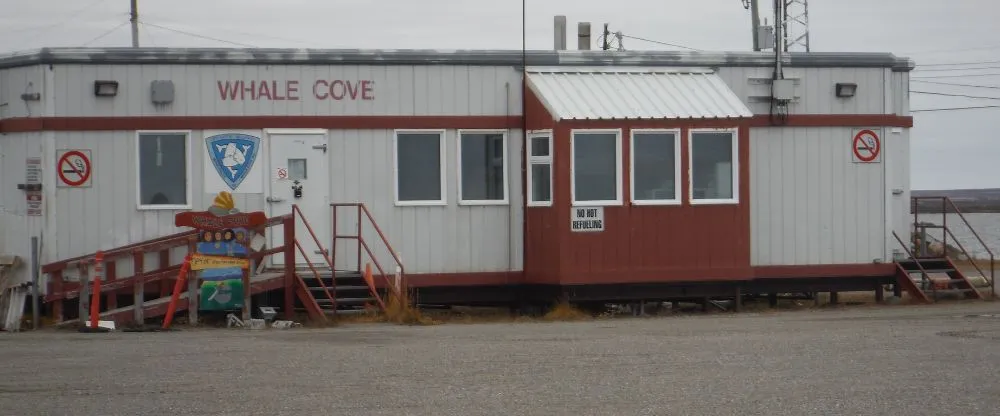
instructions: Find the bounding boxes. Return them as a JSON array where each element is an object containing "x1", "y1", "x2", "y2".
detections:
[
  {"x1": 89, "y1": 251, "x2": 104, "y2": 329},
  {"x1": 162, "y1": 254, "x2": 193, "y2": 330}
]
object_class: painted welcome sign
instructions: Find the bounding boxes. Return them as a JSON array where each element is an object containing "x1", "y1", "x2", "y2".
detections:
[{"x1": 217, "y1": 79, "x2": 375, "y2": 101}]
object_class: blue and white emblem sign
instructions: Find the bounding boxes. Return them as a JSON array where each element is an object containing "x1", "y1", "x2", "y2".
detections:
[{"x1": 204, "y1": 132, "x2": 263, "y2": 193}]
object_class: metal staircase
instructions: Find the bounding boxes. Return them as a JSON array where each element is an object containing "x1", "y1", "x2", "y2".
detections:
[
  {"x1": 300, "y1": 269, "x2": 379, "y2": 312},
  {"x1": 894, "y1": 257, "x2": 982, "y2": 303},
  {"x1": 892, "y1": 196, "x2": 995, "y2": 304}
]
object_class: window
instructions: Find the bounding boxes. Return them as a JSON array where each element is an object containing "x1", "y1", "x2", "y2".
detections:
[
  {"x1": 527, "y1": 131, "x2": 553, "y2": 206},
  {"x1": 688, "y1": 128, "x2": 739, "y2": 204},
  {"x1": 136, "y1": 131, "x2": 191, "y2": 209},
  {"x1": 571, "y1": 129, "x2": 622, "y2": 206},
  {"x1": 287, "y1": 158, "x2": 307, "y2": 180},
  {"x1": 458, "y1": 130, "x2": 508, "y2": 204},
  {"x1": 394, "y1": 130, "x2": 446, "y2": 205},
  {"x1": 630, "y1": 129, "x2": 681, "y2": 205}
]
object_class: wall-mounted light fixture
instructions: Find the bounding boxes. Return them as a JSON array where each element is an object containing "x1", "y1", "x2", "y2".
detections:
[
  {"x1": 835, "y1": 82, "x2": 857, "y2": 98},
  {"x1": 94, "y1": 80, "x2": 119, "y2": 97}
]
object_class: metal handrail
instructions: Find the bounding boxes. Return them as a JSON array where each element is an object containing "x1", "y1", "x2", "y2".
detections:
[
  {"x1": 912, "y1": 196, "x2": 995, "y2": 298},
  {"x1": 291, "y1": 205, "x2": 335, "y2": 270},
  {"x1": 331, "y1": 203, "x2": 406, "y2": 294},
  {"x1": 892, "y1": 231, "x2": 934, "y2": 298},
  {"x1": 294, "y1": 240, "x2": 337, "y2": 309}
]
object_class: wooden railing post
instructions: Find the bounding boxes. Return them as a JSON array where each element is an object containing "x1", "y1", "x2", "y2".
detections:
[
  {"x1": 50, "y1": 270, "x2": 64, "y2": 322},
  {"x1": 187, "y1": 236, "x2": 199, "y2": 327},
  {"x1": 89, "y1": 251, "x2": 104, "y2": 329},
  {"x1": 132, "y1": 250, "x2": 145, "y2": 324},
  {"x1": 283, "y1": 215, "x2": 296, "y2": 320},
  {"x1": 158, "y1": 250, "x2": 171, "y2": 297},
  {"x1": 105, "y1": 261, "x2": 117, "y2": 310},
  {"x1": 77, "y1": 263, "x2": 89, "y2": 324}
]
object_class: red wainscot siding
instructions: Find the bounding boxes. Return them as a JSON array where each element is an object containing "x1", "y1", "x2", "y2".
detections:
[
  {"x1": 522, "y1": 85, "x2": 561, "y2": 285},
  {"x1": 523, "y1": 85, "x2": 753, "y2": 286}
]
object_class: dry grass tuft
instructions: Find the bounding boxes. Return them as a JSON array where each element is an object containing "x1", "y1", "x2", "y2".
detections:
[
  {"x1": 383, "y1": 289, "x2": 436, "y2": 326},
  {"x1": 336, "y1": 288, "x2": 437, "y2": 326},
  {"x1": 541, "y1": 300, "x2": 593, "y2": 322}
]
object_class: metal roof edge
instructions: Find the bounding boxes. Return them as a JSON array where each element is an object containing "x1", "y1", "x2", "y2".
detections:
[{"x1": 0, "y1": 47, "x2": 914, "y2": 71}]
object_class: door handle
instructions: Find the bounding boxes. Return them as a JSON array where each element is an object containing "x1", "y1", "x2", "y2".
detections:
[{"x1": 266, "y1": 196, "x2": 285, "y2": 203}]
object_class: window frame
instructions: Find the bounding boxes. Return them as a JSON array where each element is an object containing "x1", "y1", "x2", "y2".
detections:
[
  {"x1": 135, "y1": 130, "x2": 193, "y2": 211},
  {"x1": 526, "y1": 130, "x2": 553, "y2": 207},
  {"x1": 456, "y1": 129, "x2": 510, "y2": 206},
  {"x1": 570, "y1": 128, "x2": 623, "y2": 207},
  {"x1": 629, "y1": 128, "x2": 682, "y2": 206},
  {"x1": 392, "y1": 128, "x2": 448, "y2": 207},
  {"x1": 687, "y1": 127, "x2": 740, "y2": 206}
]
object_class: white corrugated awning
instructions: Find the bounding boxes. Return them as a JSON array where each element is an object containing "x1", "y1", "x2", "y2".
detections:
[{"x1": 525, "y1": 66, "x2": 753, "y2": 121}]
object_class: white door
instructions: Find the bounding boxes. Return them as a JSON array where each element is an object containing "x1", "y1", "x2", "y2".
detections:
[{"x1": 266, "y1": 131, "x2": 330, "y2": 267}]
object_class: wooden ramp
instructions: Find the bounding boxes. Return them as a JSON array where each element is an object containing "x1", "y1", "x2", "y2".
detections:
[{"x1": 55, "y1": 272, "x2": 287, "y2": 327}]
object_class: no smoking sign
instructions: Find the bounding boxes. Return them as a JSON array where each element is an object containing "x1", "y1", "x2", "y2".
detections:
[
  {"x1": 56, "y1": 149, "x2": 93, "y2": 188},
  {"x1": 851, "y1": 129, "x2": 881, "y2": 163}
]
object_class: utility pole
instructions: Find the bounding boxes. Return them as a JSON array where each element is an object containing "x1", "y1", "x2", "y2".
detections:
[
  {"x1": 130, "y1": 0, "x2": 139, "y2": 47},
  {"x1": 601, "y1": 23, "x2": 610, "y2": 51}
]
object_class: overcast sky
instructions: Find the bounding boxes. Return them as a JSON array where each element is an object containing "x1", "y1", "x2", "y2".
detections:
[{"x1": 2, "y1": 0, "x2": 999, "y2": 190}]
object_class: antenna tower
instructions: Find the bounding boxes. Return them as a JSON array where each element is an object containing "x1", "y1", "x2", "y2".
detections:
[{"x1": 782, "y1": 0, "x2": 810, "y2": 52}]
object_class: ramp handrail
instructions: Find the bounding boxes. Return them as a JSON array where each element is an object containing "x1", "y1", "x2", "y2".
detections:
[
  {"x1": 912, "y1": 196, "x2": 995, "y2": 297},
  {"x1": 892, "y1": 230, "x2": 935, "y2": 298},
  {"x1": 331, "y1": 203, "x2": 405, "y2": 296}
]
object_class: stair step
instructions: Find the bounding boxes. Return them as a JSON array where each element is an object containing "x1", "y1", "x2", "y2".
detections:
[
  {"x1": 928, "y1": 288, "x2": 979, "y2": 296},
  {"x1": 907, "y1": 268, "x2": 955, "y2": 274},
  {"x1": 307, "y1": 285, "x2": 370, "y2": 292},
  {"x1": 315, "y1": 297, "x2": 375, "y2": 305}
]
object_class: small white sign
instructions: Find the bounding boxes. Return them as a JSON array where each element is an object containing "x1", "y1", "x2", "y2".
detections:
[
  {"x1": 571, "y1": 207, "x2": 604, "y2": 232},
  {"x1": 275, "y1": 167, "x2": 288, "y2": 180}
]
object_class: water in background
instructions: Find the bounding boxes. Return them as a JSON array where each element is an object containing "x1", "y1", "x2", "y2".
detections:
[{"x1": 909, "y1": 212, "x2": 1000, "y2": 260}]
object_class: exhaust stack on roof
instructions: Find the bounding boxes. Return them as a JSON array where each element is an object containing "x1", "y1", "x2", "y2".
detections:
[
  {"x1": 554, "y1": 15, "x2": 567, "y2": 50},
  {"x1": 578, "y1": 22, "x2": 591, "y2": 50}
]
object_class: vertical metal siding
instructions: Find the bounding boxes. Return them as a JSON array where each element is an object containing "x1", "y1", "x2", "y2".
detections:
[
  {"x1": 750, "y1": 127, "x2": 886, "y2": 265},
  {"x1": 40, "y1": 64, "x2": 524, "y2": 277},
  {"x1": 328, "y1": 129, "x2": 523, "y2": 274},
  {"x1": 54, "y1": 64, "x2": 522, "y2": 117},
  {"x1": 883, "y1": 128, "x2": 910, "y2": 258},
  {"x1": 891, "y1": 71, "x2": 910, "y2": 115},
  {"x1": 0, "y1": 66, "x2": 44, "y2": 119},
  {"x1": 0, "y1": 133, "x2": 47, "y2": 288},
  {"x1": 716, "y1": 67, "x2": 888, "y2": 115}
]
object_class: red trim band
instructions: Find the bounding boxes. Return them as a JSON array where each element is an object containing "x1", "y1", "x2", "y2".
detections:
[{"x1": 0, "y1": 114, "x2": 913, "y2": 133}]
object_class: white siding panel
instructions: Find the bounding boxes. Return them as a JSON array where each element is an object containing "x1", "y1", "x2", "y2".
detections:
[
  {"x1": 751, "y1": 127, "x2": 886, "y2": 265},
  {"x1": 53, "y1": 65, "x2": 522, "y2": 117},
  {"x1": 892, "y1": 71, "x2": 910, "y2": 116},
  {"x1": 0, "y1": 133, "x2": 46, "y2": 288},
  {"x1": 0, "y1": 65, "x2": 44, "y2": 119},
  {"x1": 884, "y1": 128, "x2": 910, "y2": 259},
  {"x1": 716, "y1": 67, "x2": 888, "y2": 115},
  {"x1": 328, "y1": 129, "x2": 523, "y2": 275}
]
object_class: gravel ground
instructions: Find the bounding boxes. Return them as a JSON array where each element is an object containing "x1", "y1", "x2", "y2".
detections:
[{"x1": 4, "y1": 302, "x2": 1000, "y2": 415}]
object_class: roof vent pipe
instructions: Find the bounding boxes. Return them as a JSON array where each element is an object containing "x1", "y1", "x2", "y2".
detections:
[
  {"x1": 554, "y1": 15, "x2": 567, "y2": 50},
  {"x1": 578, "y1": 22, "x2": 591, "y2": 50}
]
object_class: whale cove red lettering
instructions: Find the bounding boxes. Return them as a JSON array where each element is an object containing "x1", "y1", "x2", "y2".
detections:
[
  {"x1": 217, "y1": 79, "x2": 374, "y2": 101},
  {"x1": 217, "y1": 80, "x2": 305, "y2": 101}
]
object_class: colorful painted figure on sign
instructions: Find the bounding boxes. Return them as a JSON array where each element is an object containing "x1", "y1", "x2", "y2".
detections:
[
  {"x1": 197, "y1": 191, "x2": 248, "y2": 311},
  {"x1": 174, "y1": 191, "x2": 268, "y2": 313}
]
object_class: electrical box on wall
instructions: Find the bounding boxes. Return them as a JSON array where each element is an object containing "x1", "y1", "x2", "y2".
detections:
[
  {"x1": 756, "y1": 26, "x2": 775, "y2": 50},
  {"x1": 150, "y1": 80, "x2": 175, "y2": 104},
  {"x1": 772, "y1": 79, "x2": 795, "y2": 101}
]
